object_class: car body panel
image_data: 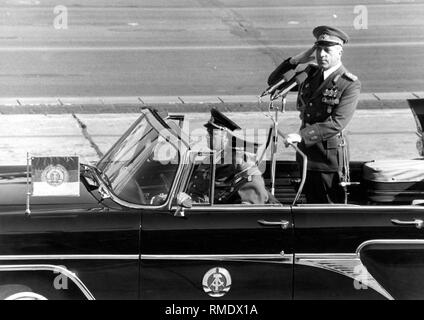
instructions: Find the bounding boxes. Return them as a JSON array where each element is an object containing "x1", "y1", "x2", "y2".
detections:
[
  {"x1": 359, "y1": 240, "x2": 424, "y2": 300},
  {"x1": 140, "y1": 205, "x2": 294, "y2": 299}
]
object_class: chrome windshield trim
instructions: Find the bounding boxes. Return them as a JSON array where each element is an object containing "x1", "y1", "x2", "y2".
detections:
[
  {"x1": 92, "y1": 109, "x2": 189, "y2": 210},
  {"x1": 0, "y1": 255, "x2": 139, "y2": 261},
  {"x1": 0, "y1": 264, "x2": 95, "y2": 300},
  {"x1": 356, "y1": 239, "x2": 424, "y2": 256},
  {"x1": 93, "y1": 140, "x2": 188, "y2": 211},
  {"x1": 165, "y1": 148, "x2": 190, "y2": 211}
]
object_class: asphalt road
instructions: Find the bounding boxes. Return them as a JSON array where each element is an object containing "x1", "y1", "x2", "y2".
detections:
[
  {"x1": 0, "y1": 0, "x2": 423, "y2": 97},
  {"x1": 1, "y1": 109, "x2": 418, "y2": 165}
]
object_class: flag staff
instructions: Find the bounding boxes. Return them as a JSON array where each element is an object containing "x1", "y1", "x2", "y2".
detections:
[{"x1": 25, "y1": 152, "x2": 31, "y2": 216}]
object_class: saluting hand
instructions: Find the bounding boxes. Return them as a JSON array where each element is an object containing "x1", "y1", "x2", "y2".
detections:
[{"x1": 290, "y1": 45, "x2": 316, "y2": 65}]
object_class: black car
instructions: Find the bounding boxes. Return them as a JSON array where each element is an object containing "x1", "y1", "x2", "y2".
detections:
[{"x1": 1, "y1": 101, "x2": 424, "y2": 300}]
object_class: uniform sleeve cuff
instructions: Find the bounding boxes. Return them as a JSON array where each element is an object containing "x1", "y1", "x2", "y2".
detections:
[
  {"x1": 289, "y1": 57, "x2": 298, "y2": 65},
  {"x1": 300, "y1": 125, "x2": 321, "y2": 147}
]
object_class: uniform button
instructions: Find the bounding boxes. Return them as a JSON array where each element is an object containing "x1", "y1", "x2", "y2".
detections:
[
  {"x1": 306, "y1": 113, "x2": 310, "y2": 117},
  {"x1": 194, "y1": 175, "x2": 198, "y2": 179},
  {"x1": 309, "y1": 103, "x2": 313, "y2": 106}
]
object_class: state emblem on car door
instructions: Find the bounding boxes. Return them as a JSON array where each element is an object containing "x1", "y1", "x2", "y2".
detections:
[{"x1": 202, "y1": 267, "x2": 232, "y2": 297}]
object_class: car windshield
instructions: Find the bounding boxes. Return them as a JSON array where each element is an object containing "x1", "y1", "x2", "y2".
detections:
[{"x1": 96, "y1": 112, "x2": 181, "y2": 206}]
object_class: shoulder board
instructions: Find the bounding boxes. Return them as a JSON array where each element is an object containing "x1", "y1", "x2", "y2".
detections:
[{"x1": 343, "y1": 72, "x2": 358, "y2": 82}]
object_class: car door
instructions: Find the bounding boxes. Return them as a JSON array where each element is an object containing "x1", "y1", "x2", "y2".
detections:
[
  {"x1": 0, "y1": 178, "x2": 141, "y2": 300},
  {"x1": 291, "y1": 204, "x2": 424, "y2": 300},
  {"x1": 139, "y1": 152, "x2": 294, "y2": 300}
]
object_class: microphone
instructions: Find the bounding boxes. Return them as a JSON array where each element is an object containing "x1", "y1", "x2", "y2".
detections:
[
  {"x1": 271, "y1": 66, "x2": 312, "y2": 100},
  {"x1": 260, "y1": 70, "x2": 296, "y2": 97}
]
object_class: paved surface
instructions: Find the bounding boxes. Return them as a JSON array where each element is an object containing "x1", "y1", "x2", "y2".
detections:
[
  {"x1": 1, "y1": 109, "x2": 418, "y2": 166},
  {"x1": 0, "y1": 0, "x2": 423, "y2": 97},
  {"x1": 0, "y1": 1, "x2": 421, "y2": 166},
  {"x1": 0, "y1": 92, "x2": 420, "y2": 114}
]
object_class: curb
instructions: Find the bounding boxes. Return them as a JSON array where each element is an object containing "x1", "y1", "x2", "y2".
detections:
[{"x1": 0, "y1": 92, "x2": 422, "y2": 114}]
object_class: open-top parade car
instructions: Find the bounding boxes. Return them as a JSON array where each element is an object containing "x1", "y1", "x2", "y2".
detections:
[{"x1": 1, "y1": 100, "x2": 424, "y2": 300}]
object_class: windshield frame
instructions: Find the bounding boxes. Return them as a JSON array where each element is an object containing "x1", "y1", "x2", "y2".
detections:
[{"x1": 95, "y1": 108, "x2": 189, "y2": 209}]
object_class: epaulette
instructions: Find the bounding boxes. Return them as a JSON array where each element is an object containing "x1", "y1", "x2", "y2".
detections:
[{"x1": 343, "y1": 72, "x2": 358, "y2": 82}]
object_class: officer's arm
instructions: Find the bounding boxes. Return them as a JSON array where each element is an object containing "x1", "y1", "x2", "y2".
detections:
[
  {"x1": 235, "y1": 157, "x2": 263, "y2": 177},
  {"x1": 267, "y1": 58, "x2": 297, "y2": 86},
  {"x1": 268, "y1": 46, "x2": 316, "y2": 86},
  {"x1": 300, "y1": 80, "x2": 361, "y2": 147}
]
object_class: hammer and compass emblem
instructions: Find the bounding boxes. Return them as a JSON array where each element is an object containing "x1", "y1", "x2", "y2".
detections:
[
  {"x1": 202, "y1": 267, "x2": 232, "y2": 297},
  {"x1": 41, "y1": 164, "x2": 68, "y2": 187}
]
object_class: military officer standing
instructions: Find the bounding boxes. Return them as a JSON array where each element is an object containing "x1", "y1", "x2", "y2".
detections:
[{"x1": 268, "y1": 26, "x2": 361, "y2": 203}]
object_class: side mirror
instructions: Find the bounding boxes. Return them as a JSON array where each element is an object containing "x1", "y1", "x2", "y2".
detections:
[{"x1": 174, "y1": 192, "x2": 192, "y2": 218}]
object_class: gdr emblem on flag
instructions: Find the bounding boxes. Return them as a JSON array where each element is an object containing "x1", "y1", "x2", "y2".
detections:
[{"x1": 31, "y1": 157, "x2": 80, "y2": 197}]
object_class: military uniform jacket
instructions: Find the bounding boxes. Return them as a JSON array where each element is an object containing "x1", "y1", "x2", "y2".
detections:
[
  {"x1": 189, "y1": 147, "x2": 268, "y2": 204},
  {"x1": 268, "y1": 58, "x2": 361, "y2": 172}
]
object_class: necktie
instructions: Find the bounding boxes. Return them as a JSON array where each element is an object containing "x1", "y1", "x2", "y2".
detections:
[{"x1": 319, "y1": 69, "x2": 324, "y2": 84}]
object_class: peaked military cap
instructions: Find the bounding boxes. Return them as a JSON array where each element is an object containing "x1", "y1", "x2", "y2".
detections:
[
  {"x1": 204, "y1": 108, "x2": 241, "y2": 131},
  {"x1": 313, "y1": 25, "x2": 349, "y2": 46}
]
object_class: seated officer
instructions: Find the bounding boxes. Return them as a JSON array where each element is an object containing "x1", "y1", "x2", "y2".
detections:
[{"x1": 190, "y1": 108, "x2": 273, "y2": 205}]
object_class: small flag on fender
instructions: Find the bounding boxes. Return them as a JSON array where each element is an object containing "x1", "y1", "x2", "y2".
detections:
[{"x1": 31, "y1": 156, "x2": 80, "y2": 197}]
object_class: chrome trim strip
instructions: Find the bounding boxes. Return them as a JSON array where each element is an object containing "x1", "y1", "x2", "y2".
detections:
[
  {"x1": 140, "y1": 253, "x2": 291, "y2": 262},
  {"x1": 356, "y1": 239, "x2": 424, "y2": 255},
  {"x1": 0, "y1": 255, "x2": 139, "y2": 261},
  {"x1": 296, "y1": 253, "x2": 358, "y2": 259},
  {"x1": 0, "y1": 253, "x2": 291, "y2": 261},
  {"x1": 295, "y1": 253, "x2": 393, "y2": 300},
  {"x1": 293, "y1": 205, "x2": 424, "y2": 211},
  {"x1": 0, "y1": 264, "x2": 95, "y2": 300},
  {"x1": 185, "y1": 205, "x2": 287, "y2": 212}
]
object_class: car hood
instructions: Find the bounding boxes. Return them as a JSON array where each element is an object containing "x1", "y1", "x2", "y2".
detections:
[{"x1": 0, "y1": 167, "x2": 99, "y2": 208}]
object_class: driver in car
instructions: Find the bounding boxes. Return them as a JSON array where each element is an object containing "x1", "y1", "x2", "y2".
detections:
[{"x1": 190, "y1": 108, "x2": 276, "y2": 205}]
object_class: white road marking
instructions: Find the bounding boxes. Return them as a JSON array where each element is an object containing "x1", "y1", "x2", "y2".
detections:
[
  {"x1": 0, "y1": 42, "x2": 423, "y2": 52},
  {"x1": 4, "y1": 3, "x2": 424, "y2": 10}
]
